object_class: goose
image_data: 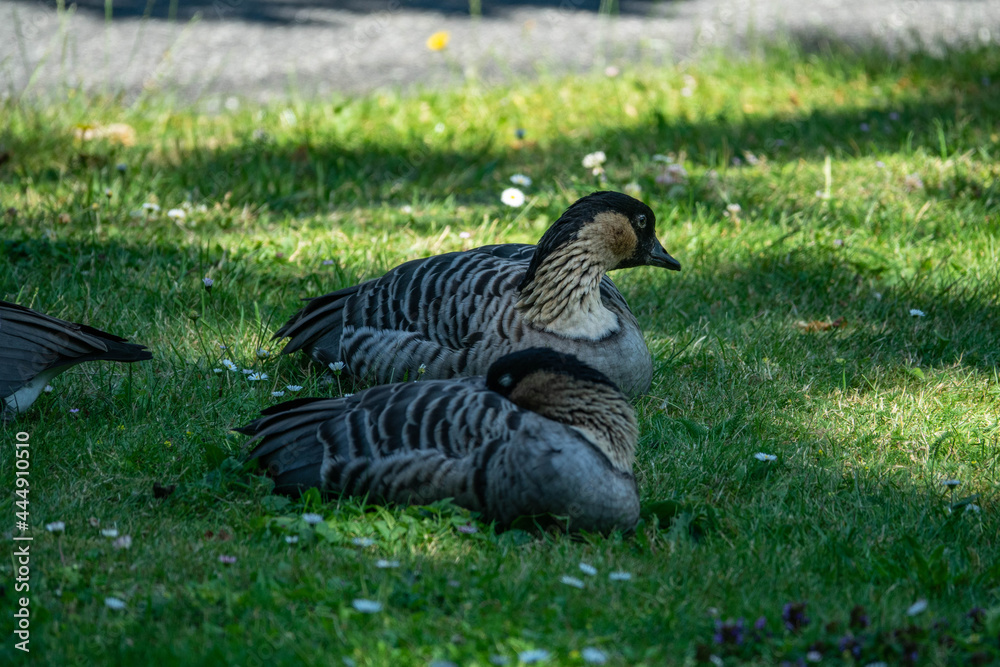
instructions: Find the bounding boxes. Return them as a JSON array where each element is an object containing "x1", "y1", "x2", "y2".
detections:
[
  {"x1": 275, "y1": 191, "x2": 680, "y2": 398},
  {"x1": 0, "y1": 300, "x2": 152, "y2": 418},
  {"x1": 239, "y1": 347, "x2": 641, "y2": 533}
]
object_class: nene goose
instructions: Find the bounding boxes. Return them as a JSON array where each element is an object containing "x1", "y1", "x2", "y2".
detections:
[
  {"x1": 239, "y1": 348, "x2": 640, "y2": 533},
  {"x1": 276, "y1": 191, "x2": 680, "y2": 398},
  {"x1": 0, "y1": 300, "x2": 152, "y2": 418}
]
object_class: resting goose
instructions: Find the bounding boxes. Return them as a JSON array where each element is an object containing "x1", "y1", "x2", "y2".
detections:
[
  {"x1": 276, "y1": 191, "x2": 680, "y2": 398},
  {"x1": 0, "y1": 300, "x2": 152, "y2": 418},
  {"x1": 239, "y1": 348, "x2": 641, "y2": 533}
]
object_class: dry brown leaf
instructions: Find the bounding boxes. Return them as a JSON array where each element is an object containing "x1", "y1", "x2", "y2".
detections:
[
  {"x1": 74, "y1": 123, "x2": 137, "y2": 146},
  {"x1": 796, "y1": 317, "x2": 846, "y2": 333}
]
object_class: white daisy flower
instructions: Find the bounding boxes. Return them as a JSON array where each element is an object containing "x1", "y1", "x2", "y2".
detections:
[
  {"x1": 286, "y1": 385, "x2": 304, "y2": 392},
  {"x1": 418, "y1": 364, "x2": 427, "y2": 375},
  {"x1": 941, "y1": 479, "x2": 961, "y2": 487},
  {"x1": 459, "y1": 231, "x2": 471, "y2": 239},
  {"x1": 44, "y1": 384, "x2": 54, "y2": 393},
  {"x1": 501, "y1": 187, "x2": 525, "y2": 207},
  {"x1": 222, "y1": 359, "x2": 237, "y2": 371},
  {"x1": 141, "y1": 202, "x2": 160, "y2": 213},
  {"x1": 46, "y1": 521, "x2": 66, "y2": 533},
  {"x1": 906, "y1": 599, "x2": 928, "y2": 616},
  {"x1": 104, "y1": 597, "x2": 127, "y2": 610},
  {"x1": 242, "y1": 368, "x2": 254, "y2": 374},
  {"x1": 167, "y1": 208, "x2": 186, "y2": 220},
  {"x1": 352, "y1": 537, "x2": 375, "y2": 547},
  {"x1": 518, "y1": 649, "x2": 550, "y2": 664},
  {"x1": 101, "y1": 528, "x2": 119, "y2": 538},
  {"x1": 285, "y1": 535, "x2": 299, "y2": 544},
  {"x1": 329, "y1": 361, "x2": 345, "y2": 372},
  {"x1": 247, "y1": 372, "x2": 268, "y2": 381},
  {"x1": 302, "y1": 513, "x2": 323, "y2": 525},
  {"x1": 256, "y1": 348, "x2": 270, "y2": 359},
  {"x1": 112, "y1": 535, "x2": 132, "y2": 550},
  {"x1": 579, "y1": 563, "x2": 597, "y2": 576},
  {"x1": 351, "y1": 599, "x2": 383, "y2": 613},
  {"x1": 608, "y1": 571, "x2": 632, "y2": 581},
  {"x1": 904, "y1": 173, "x2": 924, "y2": 190},
  {"x1": 213, "y1": 368, "x2": 223, "y2": 373},
  {"x1": 560, "y1": 575, "x2": 585, "y2": 589},
  {"x1": 656, "y1": 163, "x2": 688, "y2": 185},
  {"x1": 375, "y1": 559, "x2": 400, "y2": 569},
  {"x1": 909, "y1": 309, "x2": 926, "y2": 317},
  {"x1": 623, "y1": 181, "x2": 642, "y2": 198},
  {"x1": 510, "y1": 174, "x2": 532, "y2": 187},
  {"x1": 581, "y1": 151, "x2": 606, "y2": 169},
  {"x1": 271, "y1": 391, "x2": 285, "y2": 397},
  {"x1": 965, "y1": 504, "x2": 981, "y2": 513},
  {"x1": 581, "y1": 647, "x2": 607, "y2": 664},
  {"x1": 754, "y1": 452, "x2": 777, "y2": 462}
]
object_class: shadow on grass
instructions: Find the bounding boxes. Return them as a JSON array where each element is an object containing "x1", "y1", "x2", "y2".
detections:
[
  {"x1": 2, "y1": 41, "x2": 999, "y2": 210},
  {"x1": 77, "y1": 47, "x2": 996, "y2": 212}
]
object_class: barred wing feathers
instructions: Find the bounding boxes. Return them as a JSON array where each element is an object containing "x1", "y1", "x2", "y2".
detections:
[
  {"x1": 0, "y1": 301, "x2": 152, "y2": 413},
  {"x1": 240, "y1": 378, "x2": 638, "y2": 531},
  {"x1": 276, "y1": 244, "x2": 635, "y2": 384}
]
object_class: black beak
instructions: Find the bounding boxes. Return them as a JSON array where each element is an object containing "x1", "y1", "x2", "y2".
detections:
[{"x1": 647, "y1": 239, "x2": 681, "y2": 271}]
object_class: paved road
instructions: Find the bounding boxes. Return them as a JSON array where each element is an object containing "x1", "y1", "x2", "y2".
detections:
[{"x1": 2, "y1": 0, "x2": 999, "y2": 102}]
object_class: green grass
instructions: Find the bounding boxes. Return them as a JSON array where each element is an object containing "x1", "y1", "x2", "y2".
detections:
[{"x1": 2, "y1": 39, "x2": 999, "y2": 665}]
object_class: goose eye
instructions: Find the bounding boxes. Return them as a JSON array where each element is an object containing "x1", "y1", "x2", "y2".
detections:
[
  {"x1": 636, "y1": 214, "x2": 647, "y2": 229},
  {"x1": 498, "y1": 373, "x2": 514, "y2": 388}
]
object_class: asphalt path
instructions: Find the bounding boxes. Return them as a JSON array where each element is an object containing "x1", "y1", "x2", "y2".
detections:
[{"x1": 2, "y1": 0, "x2": 999, "y2": 102}]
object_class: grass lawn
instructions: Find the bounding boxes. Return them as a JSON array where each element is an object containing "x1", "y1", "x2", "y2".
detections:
[{"x1": 1, "y1": 38, "x2": 999, "y2": 666}]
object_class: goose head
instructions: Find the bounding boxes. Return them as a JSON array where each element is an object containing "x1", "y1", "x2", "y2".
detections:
[
  {"x1": 519, "y1": 191, "x2": 680, "y2": 291},
  {"x1": 487, "y1": 347, "x2": 638, "y2": 470}
]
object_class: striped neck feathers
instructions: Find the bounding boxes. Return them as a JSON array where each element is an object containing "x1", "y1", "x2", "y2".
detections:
[
  {"x1": 506, "y1": 370, "x2": 638, "y2": 473},
  {"x1": 516, "y1": 211, "x2": 638, "y2": 340}
]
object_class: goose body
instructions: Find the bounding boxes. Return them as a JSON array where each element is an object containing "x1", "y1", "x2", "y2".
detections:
[
  {"x1": 239, "y1": 348, "x2": 641, "y2": 533},
  {"x1": 276, "y1": 191, "x2": 680, "y2": 398},
  {"x1": 0, "y1": 300, "x2": 152, "y2": 417}
]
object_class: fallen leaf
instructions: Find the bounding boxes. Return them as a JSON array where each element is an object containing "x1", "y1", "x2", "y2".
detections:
[
  {"x1": 74, "y1": 123, "x2": 137, "y2": 146},
  {"x1": 795, "y1": 317, "x2": 845, "y2": 333}
]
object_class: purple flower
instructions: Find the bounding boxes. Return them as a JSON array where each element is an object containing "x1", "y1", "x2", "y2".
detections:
[
  {"x1": 849, "y1": 604, "x2": 869, "y2": 630},
  {"x1": 838, "y1": 635, "x2": 862, "y2": 658},
  {"x1": 782, "y1": 601, "x2": 810, "y2": 632},
  {"x1": 713, "y1": 618, "x2": 745, "y2": 645},
  {"x1": 754, "y1": 616, "x2": 767, "y2": 631},
  {"x1": 457, "y1": 524, "x2": 478, "y2": 534},
  {"x1": 860, "y1": 123, "x2": 871, "y2": 132},
  {"x1": 69, "y1": 408, "x2": 80, "y2": 414},
  {"x1": 967, "y1": 606, "x2": 985, "y2": 628}
]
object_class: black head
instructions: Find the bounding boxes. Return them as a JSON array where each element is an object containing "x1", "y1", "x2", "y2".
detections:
[
  {"x1": 518, "y1": 191, "x2": 680, "y2": 289},
  {"x1": 486, "y1": 347, "x2": 621, "y2": 398}
]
